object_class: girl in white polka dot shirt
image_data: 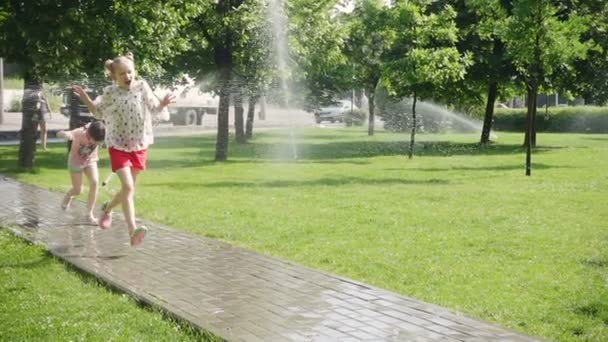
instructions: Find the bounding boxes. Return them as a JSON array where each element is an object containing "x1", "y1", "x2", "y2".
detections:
[{"x1": 74, "y1": 53, "x2": 174, "y2": 246}]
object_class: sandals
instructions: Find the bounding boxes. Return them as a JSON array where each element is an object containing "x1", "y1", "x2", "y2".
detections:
[
  {"x1": 130, "y1": 226, "x2": 148, "y2": 246},
  {"x1": 98, "y1": 202, "x2": 113, "y2": 230},
  {"x1": 97, "y1": 202, "x2": 147, "y2": 247}
]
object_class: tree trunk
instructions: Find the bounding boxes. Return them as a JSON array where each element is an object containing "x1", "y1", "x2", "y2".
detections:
[
  {"x1": 355, "y1": 89, "x2": 363, "y2": 108},
  {"x1": 0, "y1": 58, "x2": 4, "y2": 125},
  {"x1": 18, "y1": 73, "x2": 41, "y2": 170},
  {"x1": 214, "y1": 44, "x2": 232, "y2": 161},
  {"x1": 246, "y1": 95, "x2": 258, "y2": 139},
  {"x1": 531, "y1": 99, "x2": 537, "y2": 147},
  {"x1": 215, "y1": 82, "x2": 230, "y2": 161},
  {"x1": 258, "y1": 95, "x2": 266, "y2": 120},
  {"x1": 480, "y1": 81, "x2": 498, "y2": 144},
  {"x1": 234, "y1": 89, "x2": 245, "y2": 144},
  {"x1": 367, "y1": 89, "x2": 375, "y2": 136},
  {"x1": 213, "y1": 0, "x2": 244, "y2": 161},
  {"x1": 524, "y1": 83, "x2": 537, "y2": 176},
  {"x1": 408, "y1": 91, "x2": 418, "y2": 159},
  {"x1": 367, "y1": 77, "x2": 379, "y2": 136}
]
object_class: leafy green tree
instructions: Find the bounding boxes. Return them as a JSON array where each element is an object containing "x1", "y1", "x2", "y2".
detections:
[
  {"x1": 384, "y1": 0, "x2": 469, "y2": 158},
  {"x1": 344, "y1": 0, "x2": 392, "y2": 136},
  {"x1": 0, "y1": 0, "x2": 198, "y2": 169},
  {"x1": 236, "y1": 0, "x2": 277, "y2": 141},
  {"x1": 441, "y1": 0, "x2": 517, "y2": 144},
  {"x1": 171, "y1": 0, "x2": 273, "y2": 158},
  {"x1": 501, "y1": 0, "x2": 591, "y2": 175},
  {"x1": 557, "y1": 0, "x2": 608, "y2": 105},
  {"x1": 288, "y1": 0, "x2": 350, "y2": 111}
]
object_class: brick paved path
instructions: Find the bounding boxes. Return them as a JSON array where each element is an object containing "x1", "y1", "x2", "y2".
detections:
[{"x1": 0, "y1": 176, "x2": 540, "y2": 342}]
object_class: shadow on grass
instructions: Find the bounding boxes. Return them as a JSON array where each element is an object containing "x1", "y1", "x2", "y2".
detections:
[
  {"x1": 580, "y1": 135, "x2": 608, "y2": 141},
  {"x1": 0, "y1": 146, "x2": 69, "y2": 173},
  {"x1": 146, "y1": 176, "x2": 450, "y2": 190},
  {"x1": 154, "y1": 134, "x2": 563, "y2": 159},
  {"x1": 407, "y1": 162, "x2": 574, "y2": 172},
  {"x1": 0, "y1": 257, "x2": 51, "y2": 269},
  {"x1": 0, "y1": 132, "x2": 567, "y2": 174},
  {"x1": 117, "y1": 138, "x2": 570, "y2": 172}
]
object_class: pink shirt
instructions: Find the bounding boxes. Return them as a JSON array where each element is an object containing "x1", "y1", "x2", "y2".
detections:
[{"x1": 67, "y1": 127, "x2": 99, "y2": 168}]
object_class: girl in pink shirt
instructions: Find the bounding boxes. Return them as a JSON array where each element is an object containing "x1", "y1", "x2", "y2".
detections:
[{"x1": 57, "y1": 121, "x2": 106, "y2": 224}]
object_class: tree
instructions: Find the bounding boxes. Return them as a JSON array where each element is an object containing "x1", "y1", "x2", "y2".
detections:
[
  {"x1": 288, "y1": 0, "x2": 351, "y2": 112},
  {"x1": 384, "y1": 0, "x2": 469, "y2": 158},
  {"x1": 442, "y1": 0, "x2": 517, "y2": 144},
  {"x1": 0, "y1": 0, "x2": 199, "y2": 169},
  {"x1": 501, "y1": 0, "x2": 591, "y2": 175},
  {"x1": 557, "y1": 0, "x2": 608, "y2": 105},
  {"x1": 235, "y1": 0, "x2": 275, "y2": 141},
  {"x1": 172, "y1": 0, "x2": 274, "y2": 159},
  {"x1": 344, "y1": 0, "x2": 391, "y2": 136}
]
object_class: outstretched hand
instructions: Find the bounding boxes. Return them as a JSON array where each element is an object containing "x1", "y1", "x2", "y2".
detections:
[
  {"x1": 72, "y1": 85, "x2": 86, "y2": 99},
  {"x1": 73, "y1": 85, "x2": 100, "y2": 115},
  {"x1": 160, "y1": 93, "x2": 176, "y2": 108}
]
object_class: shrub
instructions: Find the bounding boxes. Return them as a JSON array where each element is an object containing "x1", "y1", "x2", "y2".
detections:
[
  {"x1": 345, "y1": 109, "x2": 368, "y2": 126},
  {"x1": 9, "y1": 96, "x2": 21, "y2": 112},
  {"x1": 493, "y1": 106, "x2": 608, "y2": 133}
]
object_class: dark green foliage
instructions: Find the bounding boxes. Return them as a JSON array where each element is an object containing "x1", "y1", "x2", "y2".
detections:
[{"x1": 492, "y1": 107, "x2": 608, "y2": 133}]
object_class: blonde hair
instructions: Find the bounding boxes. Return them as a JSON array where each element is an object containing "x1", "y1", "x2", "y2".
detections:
[{"x1": 104, "y1": 52, "x2": 135, "y2": 78}]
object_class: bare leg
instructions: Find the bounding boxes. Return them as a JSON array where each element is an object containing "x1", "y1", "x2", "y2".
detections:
[
  {"x1": 127, "y1": 169, "x2": 145, "y2": 245},
  {"x1": 39, "y1": 121, "x2": 47, "y2": 150},
  {"x1": 62, "y1": 171, "x2": 83, "y2": 209},
  {"x1": 104, "y1": 168, "x2": 141, "y2": 210},
  {"x1": 109, "y1": 167, "x2": 137, "y2": 234},
  {"x1": 83, "y1": 164, "x2": 99, "y2": 224}
]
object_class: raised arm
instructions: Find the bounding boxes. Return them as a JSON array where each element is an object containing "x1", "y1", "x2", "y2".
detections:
[
  {"x1": 72, "y1": 86, "x2": 98, "y2": 115},
  {"x1": 142, "y1": 80, "x2": 174, "y2": 122},
  {"x1": 57, "y1": 129, "x2": 76, "y2": 141}
]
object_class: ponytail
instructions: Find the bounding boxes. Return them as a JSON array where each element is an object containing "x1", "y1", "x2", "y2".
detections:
[
  {"x1": 104, "y1": 52, "x2": 134, "y2": 80},
  {"x1": 104, "y1": 59, "x2": 114, "y2": 73}
]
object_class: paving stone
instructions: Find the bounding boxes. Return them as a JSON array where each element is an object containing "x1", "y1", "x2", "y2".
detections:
[{"x1": 0, "y1": 176, "x2": 541, "y2": 341}]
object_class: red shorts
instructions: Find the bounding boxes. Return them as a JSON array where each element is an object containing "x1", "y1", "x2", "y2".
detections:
[{"x1": 109, "y1": 147, "x2": 148, "y2": 172}]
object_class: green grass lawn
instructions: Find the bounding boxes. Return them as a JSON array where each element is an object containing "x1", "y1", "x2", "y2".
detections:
[
  {"x1": 1, "y1": 128, "x2": 607, "y2": 341},
  {"x1": 0, "y1": 229, "x2": 217, "y2": 341}
]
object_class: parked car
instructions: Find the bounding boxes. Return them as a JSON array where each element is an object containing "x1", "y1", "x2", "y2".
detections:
[{"x1": 315, "y1": 100, "x2": 357, "y2": 123}]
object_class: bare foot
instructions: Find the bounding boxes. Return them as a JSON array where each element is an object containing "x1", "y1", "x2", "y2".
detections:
[{"x1": 88, "y1": 215, "x2": 98, "y2": 225}]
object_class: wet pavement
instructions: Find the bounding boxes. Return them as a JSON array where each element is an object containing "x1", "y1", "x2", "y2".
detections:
[{"x1": 0, "y1": 176, "x2": 540, "y2": 341}]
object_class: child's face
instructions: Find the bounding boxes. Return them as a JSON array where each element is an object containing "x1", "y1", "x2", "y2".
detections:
[{"x1": 114, "y1": 60, "x2": 135, "y2": 90}]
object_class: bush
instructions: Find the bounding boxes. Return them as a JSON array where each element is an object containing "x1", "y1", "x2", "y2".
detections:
[
  {"x1": 493, "y1": 106, "x2": 608, "y2": 133},
  {"x1": 375, "y1": 85, "x2": 482, "y2": 133},
  {"x1": 9, "y1": 96, "x2": 21, "y2": 112},
  {"x1": 345, "y1": 109, "x2": 367, "y2": 126}
]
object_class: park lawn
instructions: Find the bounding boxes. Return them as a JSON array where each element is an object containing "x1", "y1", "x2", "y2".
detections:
[
  {"x1": 0, "y1": 229, "x2": 217, "y2": 341},
  {"x1": 1, "y1": 128, "x2": 607, "y2": 341}
]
